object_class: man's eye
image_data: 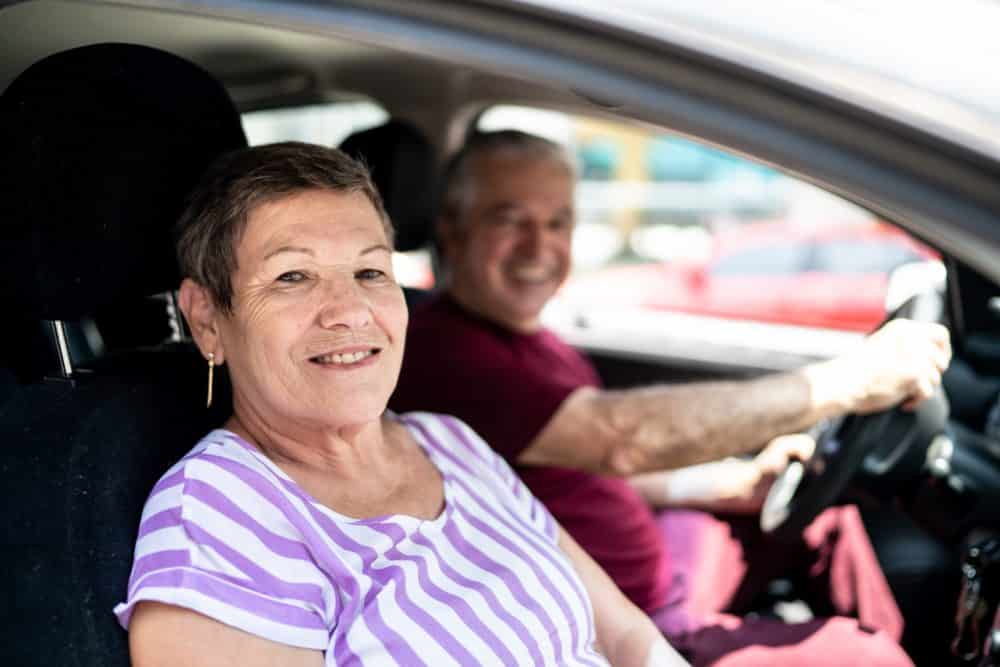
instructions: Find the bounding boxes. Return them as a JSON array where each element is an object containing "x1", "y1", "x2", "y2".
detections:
[{"x1": 276, "y1": 271, "x2": 307, "y2": 283}]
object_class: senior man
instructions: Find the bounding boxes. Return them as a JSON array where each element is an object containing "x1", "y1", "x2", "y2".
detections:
[{"x1": 391, "y1": 130, "x2": 948, "y2": 666}]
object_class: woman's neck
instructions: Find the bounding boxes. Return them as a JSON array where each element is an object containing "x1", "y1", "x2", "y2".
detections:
[
  {"x1": 225, "y1": 403, "x2": 399, "y2": 483},
  {"x1": 225, "y1": 405, "x2": 442, "y2": 521}
]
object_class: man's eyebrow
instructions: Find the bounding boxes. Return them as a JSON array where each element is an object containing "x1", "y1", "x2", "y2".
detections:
[
  {"x1": 483, "y1": 202, "x2": 520, "y2": 216},
  {"x1": 483, "y1": 203, "x2": 574, "y2": 219},
  {"x1": 263, "y1": 245, "x2": 314, "y2": 261},
  {"x1": 360, "y1": 244, "x2": 392, "y2": 256}
]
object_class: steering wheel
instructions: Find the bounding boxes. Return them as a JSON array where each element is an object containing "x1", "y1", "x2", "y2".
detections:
[{"x1": 760, "y1": 289, "x2": 950, "y2": 541}]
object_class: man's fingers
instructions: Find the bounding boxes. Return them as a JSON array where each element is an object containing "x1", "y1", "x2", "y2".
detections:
[
  {"x1": 917, "y1": 375, "x2": 936, "y2": 400},
  {"x1": 841, "y1": 318, "x2": 951, "y2": 415},
  {"x1": 783, "y1": 433, "x2": 816, "y2": 461},
  {"x1": 929, "y1": 322, "x2": 951, "y2": 346},
  {"x1": 932, "y1": 346, "x2": 951, "y2": 373},
  {"x1": 756, "y1": 434, "x2": 816, "y2": 475},
  {"x1": 902, "y1": 375, "x2": 938, "y2": 411}
]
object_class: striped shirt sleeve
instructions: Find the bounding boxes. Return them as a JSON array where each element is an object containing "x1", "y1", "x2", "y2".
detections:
[
  {"x1": 441, "y1": 415, "x2": 559, "y2": 544},
  {"x1": 113, "y1": 455, "x2": 331, "y2": 650}
]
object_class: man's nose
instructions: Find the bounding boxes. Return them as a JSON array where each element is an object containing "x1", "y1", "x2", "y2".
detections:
[
  {"x1": 518, "y1": 221, "x2": 550, "y2": 257},
  {"x1": 316, "y1": 278, "x2": 372, "y2": 330}
]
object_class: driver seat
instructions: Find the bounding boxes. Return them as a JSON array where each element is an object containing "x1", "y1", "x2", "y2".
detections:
[{"x1": 0, "y1": 43, "x2": 245, "y2": 666}]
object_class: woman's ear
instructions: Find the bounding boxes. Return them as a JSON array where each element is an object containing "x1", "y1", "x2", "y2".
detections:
[{"x1": 178, "y1": 278, "x2": 226, "y2": 365}]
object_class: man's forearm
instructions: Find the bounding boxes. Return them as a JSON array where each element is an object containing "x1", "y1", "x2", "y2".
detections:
[
  {"x1": 522, "y1": 367, "x2": 833, "y2": 475},
  {"x1": 602, "y1": 367, "x2": 834, "y2": 474},
  {"x1": 521, "y1": 319, "x2": 948, "y2": 477},
  {"x1": 629, "y1": 460, "x2": 763, "y2": 512}
]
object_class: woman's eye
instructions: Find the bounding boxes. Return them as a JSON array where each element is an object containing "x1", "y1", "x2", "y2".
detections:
[
  {"x1": 356, "y1": 268, "x2": 386, "y2": 281},
  {"x1": 276, "y1": 271, "x2": 307, "y2": 283}
]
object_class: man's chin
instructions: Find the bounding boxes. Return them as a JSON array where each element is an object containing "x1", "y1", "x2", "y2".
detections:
[
  {"x1": 507, "y1": 278, "x2": 559, "y2": 299},
  {"x1": 504, "y1": 298, "x2": 551, "y2": 331}
]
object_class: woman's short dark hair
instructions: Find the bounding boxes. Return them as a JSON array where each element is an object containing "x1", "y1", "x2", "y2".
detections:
[{"x1": 176, "y1": 141, "x2": 392, "y2": 314}]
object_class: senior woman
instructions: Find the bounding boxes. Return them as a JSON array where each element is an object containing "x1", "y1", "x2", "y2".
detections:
[{"x1": 113, "y1": 142, "x2": 685, "y2": 667}]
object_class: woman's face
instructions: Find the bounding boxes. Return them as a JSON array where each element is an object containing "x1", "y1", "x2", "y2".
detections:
[{"x1": 217, "y1": 188, "x2": 406, "y2": 432}]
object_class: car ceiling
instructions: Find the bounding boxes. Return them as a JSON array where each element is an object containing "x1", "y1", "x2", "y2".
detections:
[
  {"x1": 0, "y1": 0, "x2": 574, "y2": 116},
  {"x1": 4, "y1": 0, "x2": 1000, "y2": 290}
]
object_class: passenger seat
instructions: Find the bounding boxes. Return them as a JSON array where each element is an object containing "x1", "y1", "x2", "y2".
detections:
[
  {"x1": 340, "y1": 119, "x2": 439, "y2": 308},
  {"x1": 0, "y1": 43, "x2": 246, "y2": 667}
]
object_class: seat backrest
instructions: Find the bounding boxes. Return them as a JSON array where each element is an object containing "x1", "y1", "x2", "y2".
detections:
[
  {"x1": 0, "y1": 43, "x2": 245, "y2": 667},
  {"x1": 340, "y1": 120, "x2": 439, "y2": 308},
  {"x1": 340, "y1": 119, "x2": 438, "y2": 253}
]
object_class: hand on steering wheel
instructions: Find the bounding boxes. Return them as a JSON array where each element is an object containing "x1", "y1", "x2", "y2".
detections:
[{"x1": 760, "y1": 289, "x2": 951, "y2": 540}]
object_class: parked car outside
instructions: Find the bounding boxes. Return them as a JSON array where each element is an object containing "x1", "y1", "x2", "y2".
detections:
[{"x1": 560, "y1": 219, "x2": 941, "y2": 332}]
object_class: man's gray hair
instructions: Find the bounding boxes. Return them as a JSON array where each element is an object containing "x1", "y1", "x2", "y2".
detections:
[{"x1": 439, "y1": 130, "x2": 576, "y2": 224}]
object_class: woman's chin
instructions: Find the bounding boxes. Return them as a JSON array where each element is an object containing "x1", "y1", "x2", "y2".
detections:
[{"x1": 320, "y1": 401, "x2": 390, "y2": 431}]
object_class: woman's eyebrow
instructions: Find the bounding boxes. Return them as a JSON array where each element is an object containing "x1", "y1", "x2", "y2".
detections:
[
  {"x1": 360, "y1": 244, "x2": 392, "y2": 256},
  {"x1": 263, "y1": 245, "x2": 314, "y2": 261}
]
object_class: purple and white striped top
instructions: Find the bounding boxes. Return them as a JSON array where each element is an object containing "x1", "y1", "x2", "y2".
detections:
[{"x1": 114, "y1": 412, "x2": 610, "y2": 666}]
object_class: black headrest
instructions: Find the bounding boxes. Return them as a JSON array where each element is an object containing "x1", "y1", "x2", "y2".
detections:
[
  {"x1": 340, "y1": 120, "x2": 436, "y2": 252},
  {"x1": 0, "y1": 43, "x2": 248, "y2": 321}
]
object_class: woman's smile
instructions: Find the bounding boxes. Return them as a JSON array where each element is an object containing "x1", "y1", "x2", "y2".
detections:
[{"x1": 308, "y1": 346, "x2": 381, "y2": 368}]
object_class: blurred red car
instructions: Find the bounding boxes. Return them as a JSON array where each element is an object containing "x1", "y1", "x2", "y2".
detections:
[{"x1": 561, "y1": 220, "x2": 939, "y2": 332}]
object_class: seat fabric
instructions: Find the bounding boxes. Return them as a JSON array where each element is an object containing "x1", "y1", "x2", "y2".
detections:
[
  {"x1": 340, "y1": 120, "x2": 440, "y2": 309},
  {"x1": 0, "y1": 43, "x2": 245, "y2": 666},
  {"x1": 340, "y1": 119, "x2": 438, "y2": 253}
]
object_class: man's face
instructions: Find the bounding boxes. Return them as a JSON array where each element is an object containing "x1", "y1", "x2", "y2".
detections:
[{"x1": 442, "y1": 152, "x2": 574, "y2": 333}]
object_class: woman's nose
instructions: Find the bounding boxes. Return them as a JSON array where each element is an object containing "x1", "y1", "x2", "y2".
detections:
[{"x1": 316, "y1": 280, "x2": 372, "y2": 330}]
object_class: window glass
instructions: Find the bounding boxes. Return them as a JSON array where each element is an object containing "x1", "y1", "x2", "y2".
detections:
[
  {"x1": 242, "y1": 101, "x2": 388, "y2": 146},
  {"x1": 477, "y1": 106, "x2": 941, "y2": 348},
  {"x1": 711, "y1": 244, "x2": 809, "y2": 276},
  {"x1": 242, "y1": 101, "x2": 433, "y2": 289},
  {"x1": 812, "y1": 240, "x2": 923, "y2": 275}
]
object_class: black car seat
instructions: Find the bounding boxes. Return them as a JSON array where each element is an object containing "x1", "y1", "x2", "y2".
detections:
[
  {"x1": 0, "y1": 43, "x2": 246, "y2": 667},
  {"x1": 340, "y1": 119, "x2": 438, "y2": 308}
]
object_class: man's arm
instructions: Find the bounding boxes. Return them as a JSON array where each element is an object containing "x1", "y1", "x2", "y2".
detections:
[
  {"x1": 519, "y1": 319, "x2": 950, "y2": 476},
  {"x1": 630, "y1": 434, "x2": 816, "y2": 513}
]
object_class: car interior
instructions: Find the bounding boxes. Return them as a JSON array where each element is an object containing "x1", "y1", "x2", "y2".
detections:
[{"x1": 3, "y1": 2, "x2": 1000, "y2": 666}]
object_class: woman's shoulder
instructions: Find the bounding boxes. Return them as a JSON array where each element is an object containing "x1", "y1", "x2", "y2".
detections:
[
  {"x1": 393, "y1": 411, "x2": 513, "y2": 478},
  {"x1": 142, "y1": 428, "x2": 290, "y2": 520},
  {"x1": 393, "y1": 411, "x2": 487, "y2": 451},
  {"x1": 156, "y1": 427, "x2": 264, "y2": 477},
  {"x1": 118, "y1": 428, "x2": 334, "y2": 649}
]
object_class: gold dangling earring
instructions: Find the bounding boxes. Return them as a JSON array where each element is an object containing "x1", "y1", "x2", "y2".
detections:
[{"x1": 206, "y1": 352, "x2": 215, "y2": 409}]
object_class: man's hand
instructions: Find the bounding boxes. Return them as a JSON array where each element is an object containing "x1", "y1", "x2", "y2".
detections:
[
  {"x1": 629, "y1": 433, "x2": 816, "y2": 513},
  {"x1": 753, "y1": 432, "x2": 816, "y2": 477},
  {"x1": 734, "y1": 433, "x2": 816, "y2": 513},
  {"x1": 806, "y1": 319, "x2": 951, "y2": 417}
]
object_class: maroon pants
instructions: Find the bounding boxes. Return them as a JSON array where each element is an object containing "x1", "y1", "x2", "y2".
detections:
[{"x1": 651, "y1": 506, "x2": 913, "y2": 666}]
